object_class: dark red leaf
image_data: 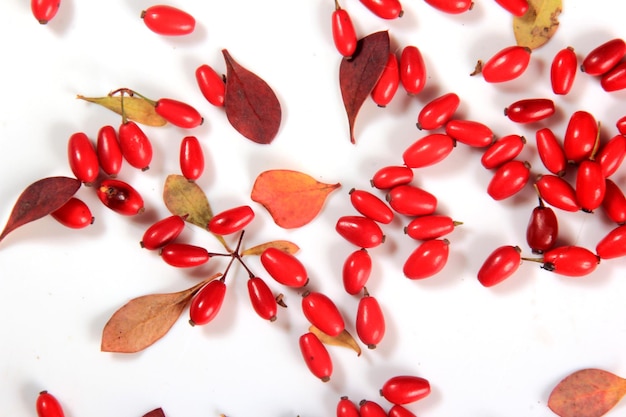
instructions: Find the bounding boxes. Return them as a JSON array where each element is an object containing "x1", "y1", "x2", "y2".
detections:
[
  {"x1": 222, "y1": 49, "x2": 282, "y2": 144},
  {"x1": 143, "y1": 408, "x2": 166, "y2": 417},
  {"x1": 339, "y1": 31, "x2": 390, "y2": 144},
  {"x1": 0, "y1": 176, "x2": 82, "y2": 244}
]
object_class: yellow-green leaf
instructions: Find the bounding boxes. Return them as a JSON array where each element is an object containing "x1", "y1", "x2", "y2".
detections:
[
  {"x1": 76, "y1": 94, "x2": 167, "y2": 127},
  {"x1": 513, "y1": 0, "x2": 562, "y2": 50},
  {"x1": 241, "y1": 240, "x2": 300, "y2": 256}
]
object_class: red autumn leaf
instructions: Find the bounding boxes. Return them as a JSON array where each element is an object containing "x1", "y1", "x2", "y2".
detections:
[
  {"x1": 0, "y1": 176, "x2": 82, "y2": 245},
  {"x1": 222, "y1": 49, "x2": 282, "y2": 144},
  {"x1": 339, "y1": 30, "x2": 390, "y2": 144},
  {"x1": 548, "y1": 368, "x2": 626, "y2": 417},
  {"x1": 250, "y1": 170, "x2": 341, "y2": 229}
]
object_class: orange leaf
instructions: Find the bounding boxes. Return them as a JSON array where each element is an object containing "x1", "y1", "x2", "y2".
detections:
[
  {"x1": 309, "y1": 325, "x2": 361, "y2": 357},
  {"x1": 548, "y1": 368, "x2": 626, "y2": 417},
  {"x1": 250, "y1": 170, "x2": 340, "y2": 229}
]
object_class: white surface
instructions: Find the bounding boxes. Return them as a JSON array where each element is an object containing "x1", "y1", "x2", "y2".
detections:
[{"x1": 1, "y1": 1, "x2": 626, "y2": 416}]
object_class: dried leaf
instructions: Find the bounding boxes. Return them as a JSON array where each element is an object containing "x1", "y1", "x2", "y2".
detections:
[
  {"x1": 339, "y1": 31, "x2": 390, "y2": 144},
  {"x1": 548, "y1": 368, "x2": 626, "y2": 417},
  {"x1": 222, "y1": 49, "x2": 282, "y2": 144},
  {"x1": 76, "y1": 95, "x2": 167, "y2": 127},
  {"x1": 309, "y1": 325, "x2": 361, "y2": 357},
  {"x1": 250, "y1": 170, "x2": 341, "y2": 229},
  {"x1": 101, "y1": 273, "x2": 222, "y2": 353},
  {"x1": 143, "y1": 408, "x2": 166, "y2": 417},
  {"x1": 513, "y1": 0, "x2": 562, "y2": 50},
  {"x1": 241, "y1": 240, "x2": 300, "y2": 256},
  {"x1": 0, "y1": 176, "x2": 81, "y2": 245}
]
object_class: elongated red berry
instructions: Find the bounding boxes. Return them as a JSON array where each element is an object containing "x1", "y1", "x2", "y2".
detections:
[
  {"x1": 247, "y1": 276, "x2": 277, "y2": 321},
  {"x1": 504, "y1": 98, "x2": 555, "y2": 124},
  {"x1": 359, "y1": 400, "x2": 387, "y2": 417},
  {"x1": 536, "y1": 127, "x2": 567, "y2": 176},
  {"x1": 118, "y1": 120, "x2": 152, "y2": 171},
  {"x1": 477, "y1": 245, "x2": 522, "y2": 287},
  {"x1": 403, "y1": 238, "x2": 449, "y2": 279},
  {"x1": 370, "y1": 165, "x2": 414, "y2": 189},
  {"x1": 480, "y1": 45, "x2": 532, "y2": 83},
  {"x1": 417, "y1": 92, "x2": 460, "y2": 130},
  {"x1": 96, "y1": 125, "x2": 123, "y2": 177},
  {"x1": 387, "y1": 184, "x2": 437, "y2": 216},
  {"x1": 302, "y1": 290, "x2": 345, "y2": 336},
  {"x1": 336, "y1": 215, "x2": 385, "y2": 248},
  {"x1": 424, "y1": 0, "x2": 473, "y2": 13},
  {"x1": 526, "y1": 195, "x2": 558, "y2": 254},
  {"x1": 400, "y1": 45, "x2": 427, "y2": 95},
  {"x1": 349, "y1": 189, "x2": 394, "y2": 224},
  {"x1": 189, "y1": 278, "x2": 226, "y2": 326},
  {"x1": 36, "y1": 390, "x2": 65, "y2": 417},
  {"x1": 481, "y1": 134, "x2": 525, "y2": 169},
  {"x1": 299, "y1": 332, "x2": 333, "y2": 382},
  {"x1": 140, "y1": 215, "x2": 186, "y2": 250},
  {"x1": 358, "y1": 0, "x2": 404, "y2": 19},
  {"x1": 576, "y1": 159, "x2": 606, "y2": 213},
  {"x1": 31, "y1": 0, "x2": 60, "y2": 24},
  {"x1": 337, "y1": 396, "x2": 360, "y2": 417},
  {"x1": 343, "y1": 248, "x2": 372, "y2": 295},
  {"x1": 404, "y1": 215, "x2": 461, "y2": 241},
  {"x1": 160, "y1": 243, "x2": 210, "y2": 268},
  {"x1": 581, "y1": 38, "x2": 626, "y2": 76},
  {"x1": 601, "y1": 61, "x2": 626, "y2": 92},
  {"x1": 380, "y1": 375, "x2": 431, "y2": 405},
  {"x1": 540, "y1": 246, "x2": 600, "y2": 277},
  {"x1": 371, "y1": 53, "x2": 400, "y2": 107},
  {"x1": 141, "y1": 5, "x2": 195, "y2": 36},
  {"x1": 551, "y1": 46, "x2": 577, "y2": 95},
  {"x1": 155, "y1": 98, "x2": 203, "y2": 129},
  {"x1": 356, "y1": 289, "x2": 385, "y2": 348},
  {"x1": 260, "y1": 247, "x2": 309, "y2": 287},
  {"x1": 51, "y1": 197, "x2": 94, "y2": 229},
  {"x1": 97, "y1": 178, "x2": 144, "y2": 215},
  {"x1": 388, "y1": 404, "x2": 417, "y2": 417},
  {"x1": 597, "y1": 134, "x2": 626, "y2": 178},
  {"x1": 332, "y1": 2, "x2": 357, "y2": 58},
  {"x1": 563, "y1": 110, "x2": 598, "y2": 164},
  {"x1": 68, "y1": 132, "x2": 99, "y2": 186},
  {"x1": 445, "y1": 119, "x2": 494, "y2": 147},
  {"x1": 208, "y1": 205, "x2": 255, "y2": 235},
  {"x1": 487, "y1": 160, "x2": 531, "y2": 200},
  {"x1": 617, "y1": 116, "x2": 626, "y2": 135},
  {"x1": 180, "y1": 136, "x2": 204, "y2": 181},
  {"x1": 602, "y1": 178, "x2": 626, "y2": 224},
  {"x1": 493, "y1": 0, "x2": 529, "y2": 16},
  {"x1": 596, "y1": 225, "x2": 626, "y2": 259},
  {"x1": 402, "y1": 133, "x2": 456, "y2": 168},
  {"x1": 535, "y1": 174, "x2": 580, "y2": 212},
  {"x1": 196, "y1": 64, "x2": 226, "y2": 107}
]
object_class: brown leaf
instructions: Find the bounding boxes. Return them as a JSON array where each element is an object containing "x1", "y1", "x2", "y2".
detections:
[
  {"x1": 250, "y1": 170, "x2": 341, "y2": 229},
  {"x1": 309, "y1": 325, "x2": 361, "y2": 357},
  {"x1": 513, "y1": 0, "x2": 562, "y2": 50},
  {"x1": 339, "y1": 31, "x2": 390, "y2": 144},
  {"x1": 0, "y1": 176, "x2": 82, "y2": 245},
  {"x1": 101, "y1": 273, "x2": 222, "y2": 353},
  {"x1": 76, "y1": 95, "x2": 167, "y2": 127},
  {"x1": 548, "y1": 368, "x2": 626, "y2": 417},
  {"x1": 241, "y1": 240, "x2": 300, "y2": 256},
  {"x1": 143, "y1": 408, "x2": 166, "y2": 417},
  {"x1": 222, "y1": 49, "x2": 282, "y2": 144}
]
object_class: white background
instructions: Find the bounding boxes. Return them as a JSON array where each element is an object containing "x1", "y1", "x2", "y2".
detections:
[{"x1": 1, "y1": 1, "x2": 626, "y2": 416}]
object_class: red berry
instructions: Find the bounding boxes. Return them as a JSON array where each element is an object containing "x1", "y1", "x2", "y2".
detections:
[
  {"x1": 504, "y1": 98, "x2": 555, "y2": 124},
  {"x1": 597, "y1": 134, "x2": 626, "y2": 178},
  {"x1": 370, "y1": 165, "x2": 414, "y2": 190},
  {"x1": 336, "y1": 215, "x2": 385, "y2": 248},
  {"x1": 208, "y1": 205, "x2": 255, "y2": 235},
  {"x1": 596, "y1": 225, "x2": 626, "y2": 259},
  {"x1": 96, "y1": 178, "x2": 144, "y2": 215},
  {"x1": 536, "y1": 127, "x2": 567, "y2": 176},
  {"x1": 141, "y1": 5, "x2": 195, "y2": 36},
  {"x1": 31, "y1": 0, "x2": 60, "y2": 24},
  {"x1": 445, "y1": 119, "x2": 494, "y2": 147},
  {"x1": 343, "y1": 248, "x2": 372, "y2": 295},
  {"x1": 380, "y1": 375, "x2": 431, "y2": 405},
  {"x1": 260, "y1": 247, "x2": 309, "y2": 287},
  {"x1": 299, "y1": 332, "x2": 333, "y2": 382},
  {"x1": 493, "y1": 0, "x2": 529, "y2": 16},
  {"x1": 301, "y1": 291, "x2": 345, "y2": 337},
  {"x1": 356, "y1": 290, "x2": 385, "y2": 349},
  {"x1": 417, "y1": 92, "x2": 460, "y2": 130},
  {"x1": 399, "y1": 45, "x2": 427, "y2": 95},
  {"x1": 67, "y1": 132, "x2": 99, "y2": 186},
  {"x1": 480, "y1": 134, "x2": 525, "y2": 169},
  {"x1": 36, "y1": 390, "x2": 65, "y2": 417},
  {"x1": 541, "y1": 246, "x2": 600, "y2": 277},
  {"x1": 387, "y1": 184, "x2": 437, "y2": 216},
  {"x1": 617, "y1": 115, "x2": 626, "y2": 135},
  {"x1": 349, "y1": 188, "x2": 394, "y2": 224},
  {"x1": 388, "y1": 404, "x2": 417, "y2": 417},
  {"x1": 602, "y1": 178, "x2": 626, "y2": 224},
  {"x1": 563, "y1": 110, "x2": 598, "y2": 164},
  {"x1": 118, "y1": 120, "x2": 152, "y2": 171},
  {"x1": 140, "y1": 215, "x2": 186, "y2": 250},
  {"x1": 358, "y1": 0, "x2": 404, "y2": 19},
  {"x1": 404, "y1": 215, "x2": 461, "y2": 241},
  {"x1": 359, "y1": 400, "x2": 387, "y2": 417},
  {"x1": 526, "y1": 195, "x2": 558, "y2": 254},
  {"x1": 480, "y1": 45, "x2": 532, "y2": 83},
  {"x1": 487, "y1": 160, "x2": 531, "y2": 201},
  {"x1": 50, "y1": 197, "x2": 94, "y2": 229},
  {"x1": 424, "y1": 0, "x2": 473, "y2": 14},
  {"x1": 96, "y1": 125, "x2": 123, "y2": 177},
  {"x1": 247, "y1": 276, "x2": 278, "y2": 321},
  {"x1": 179, "y1": 136, "x2": 205, "y2": 181},
  {"x1": 332, "y1": 3, "x2": 357, "y2": 58},
  {"x1": 154, "y1": 98, "x2": 203, "y2": 129},
  {"x1": 535, "y1": 174, "x2": 580, "y2": 212},
  {"x1": 371, "y1": 53, "x2": 400, "y2": 107},
  {"x1": 402, "y1": 133, "x2": 456, "y2": 168},
  {"x1": 403, "y1": 238, "x2": 450, "y2": 279},
  {"x1": 337, "y1": 396, "x2": 360, "y2": 417},
  {"x1": 195, "y1": 64, "x2": 226, "y2": 107},
  {"x1": 477, "y1": 245, "x2": 522, "y2": 287},
  {"x1": 551, "y1": 46, "x2": 578, "y2": 95},
  {"x1": 189, "y1": 279, "x2": 226, "y2": 326},
  {"x1": 575, "y1": 160, "x2": 606, "y2": 213},
  {"x1": 160, "y1": 243, "x2": 210, "y2": 268},
  {"x1": 601, "y1": 61, "x2": 626, "y2": 92},
  {"x1": 581, "y1": 38, "x2": 626, "y2": 76}
]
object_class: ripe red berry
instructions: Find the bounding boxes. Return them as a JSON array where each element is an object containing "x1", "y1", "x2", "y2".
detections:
[
  {"x1": 118, "y1": 120, "x2": 152, "y2": 171},
  {"x1": 343, "y1": 248, "x2": 372, "y2": 295},
  {"x1": 332, "y1": 2, "x2": 357, "y2": 58},
  {"x1": 349, "y1": 188, "x2": 394, "y2": 224},
  {"x1": 299, "y1": 332, "x2": 333, "y2": 382},
  {"x1": 388, "y1": 404, "x2": 417, "y2": 417},
  {"x1": 195, "y1": 64, "x2": 226, "y2": 107},
  {"x1": 424, "y1": 0, "x2": 473, "y2": 14},
  {"x1": 260, "y1": 247, "x2": 309, "y2": 287},
  {"x1": 403, "y1": 238, "x2": 450, "y2": 279},
  {"x1": 31, "y1": 0, "x2": 60, "y2": 24},
  {"x1": 445, "y1": 119, "x2": 494, "y2": 147},
  {"x1": 358, "y1": 0, "x2": 404, "y2": 19},
  {"x1": 96, "y1": 125, "x2": 123, "y2": 177},
  {"x1": 359, "y1": 399, "x2": 387, "y2": 417},
  {"x1": 141, "y1": 5, "x2": 195, "y2": 36},
  {"x1": 160, "y1": 243, "x2": 210, "y2": 268},
  {"x1": 597, "y1": 134, "x2": 626, "y2": 178},
  {"x1": 480, "y1": 134, "x2": 525, "y2": 169},
  {"x1": 402, "y1": 133, "x2": 456, "y2": 168},
  {"x1": 580, "y1": 38, "x2": 626, "y2": 76},
  {"x1": 371, "y1": 53, "x2": 400, "y2": 107},
  {"x1": 67, "y1": 132, "x2": 99, "y2": 186},
  {"x1": 575, "y1": 159, "x2": 606, "y2": 213},
  {"x1": 526, "y1": 195, "x2": 558, "y2": 254},
  {"x1": 387, "y1": 184, "x2": 437, "y2": 216},
  {"x1": 335, "y1": 215, "x2": 385, "y2": 248},
  {"x1": 140, "y1": 215, "x2": 186, "y2": 250},
  {"x1": 477, "y1": 245, "x2": 522, "y2": 287},
  {"x1": 417, "y1": 92, "x2": 460, "y2": 130},
  {"x1": 301, "y1": 290, "x2": 345, "y2": 337},
  {"x1": 493, "y1": 0, "x2": 529, "y2": 16},
  {"x1": 208, "y1": 205, "x2": 255, "y2": 235},
  {"x1": 399, "y1": 45, "x2": 427, "y2": 95},
  {"x1": 189, "y1": 279, "x2": 226, "y2": 326},
  {"x1": 337, "y1": 396, "x2": 360, "y2": 417},
  {"x1": 551, "y1": 46, "x2": 578, "y2": 95},
  {"x1": 404, "y1": 215, "x2": 461, "y2": 241},
  {"x1": 563, "y1": 110, "x2": 598, "y2": 164},
  {"x1": 596, "y1": 225, "x2": 626, "y2": 259},
  {"x1": 247, "y1": 276, "x2": 278, "y2": 321},
  {"x1": 356, "y1": 289, "x2": 385, "y2": 349},
  {"x1": 602, "y1": 178, "x2": 626, "y2": 224},
  {"x1": 540, "y1": 246, "x2": 600, "y2": 277},
  {"x1": 535, "y1": 174, "x2": 580, "y2": 212},
  {"x1": 536, "y1": 127, "x2": 567, "y2": 176},
  {"x1": 600, "y1": 61, "x2": 626, "y2": 92},
  {"x1": 154, "y1": 98, "x2": 203, "y2": 129},
  {"x1": 504, "y1": 98, "x2": 555, "y2": 124},
  {"x1": 480, "y1": 45, "x2": 532, "y2": 83},
  {"x1": 380, "y1": 375, "x2": 431, "y2": 405},
  {"x1": 617, "y1": 115, "x2": 626, "y2": 136},
  {"x1": 487, "y1": 160, "x2": 531, "y2": 201},
  {"x1": 370, "y1": 165, "x2": 414, "y2": 190},
  {"x1": 179, "y1": 135, "x2": 204, "y2": 181},
  {"x1": 50, "y1": 197, "x2": 94, "y2": 229},
  {"x1": 96, "y1": 178, "x2": 145, "y2": 215},
  {"x1": 36, "y1": 390, "x2": 65, "y2": 417}
]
